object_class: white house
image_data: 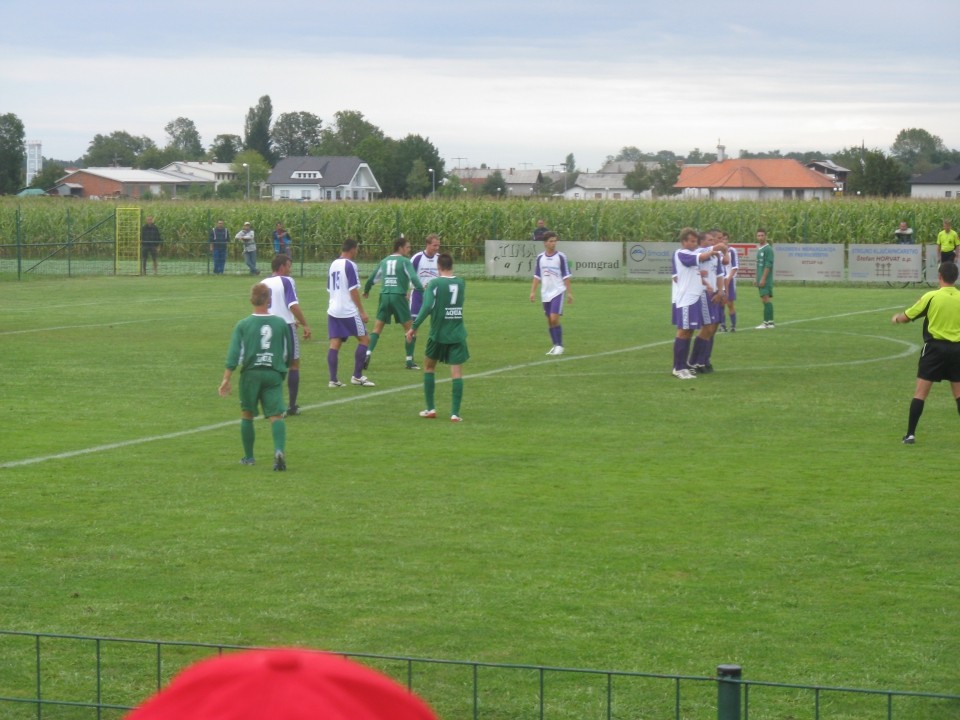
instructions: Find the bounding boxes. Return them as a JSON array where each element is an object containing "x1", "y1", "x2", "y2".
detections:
[
  {"x1": 159, "y1": 161, "x2": 238, "y2": 189},
  {"x1": 909, "y1": 164, "x2": 960, "y2": 199},
  {"x1": 266, "y1": 156, "x2": 381, "y2": 202},
  {"x1": 562, "y1": 173, "x2": 638, "y2": 201}
]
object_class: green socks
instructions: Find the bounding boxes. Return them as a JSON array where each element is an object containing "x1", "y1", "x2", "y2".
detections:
[
  {"x1": 424, "y1": 372, "x2": 435, "y2": 410},
  {"x1": 451, "y1": 378, "x2": 463, "y2": 416},
  {"x1": 241, "y1": 418, "x2": 255, "y2": 458}
]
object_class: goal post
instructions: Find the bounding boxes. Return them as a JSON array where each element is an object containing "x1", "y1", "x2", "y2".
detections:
[{"x1": 115, "y1": 207, "x2": 141, "y2": 275}]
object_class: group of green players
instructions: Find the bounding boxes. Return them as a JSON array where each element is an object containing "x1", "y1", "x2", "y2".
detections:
[{"x1": 218, "y1": 237, "x2": 468, "y2": 471}]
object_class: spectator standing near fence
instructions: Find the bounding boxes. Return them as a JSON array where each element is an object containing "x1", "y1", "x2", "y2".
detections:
[
  {"x1": 209, "y1": 220, "x2": 229, "y2": 274},
  {"x1": 236, "y1": 222, "x2": 259, "y2": 275},
  {"x1": 894, "y1": 221, "x2": 914, "y2": 244},
  {"x1": 891, "y1": 261, "x2": 960, "y2": 445},
  {"x1": 936, "y1": 219, "x2": 958, "y2": 264},
  {"x1": 272, "y1": 222, "x2": 292, "y2": 256},
  {"x1": 754, "y1": 228, "x2": 775, "y2": 329},
  {"x1": 140, "y1": 216, "x2": 162, "y2": 276}
]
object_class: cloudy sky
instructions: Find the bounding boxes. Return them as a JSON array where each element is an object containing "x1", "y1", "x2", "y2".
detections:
[{"x1": 3, "y1": 1, "x2": 959, "y2": 171}]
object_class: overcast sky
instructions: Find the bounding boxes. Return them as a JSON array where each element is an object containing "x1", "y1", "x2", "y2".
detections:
[{"x1": 3, "y1": 1, "x2": 959, "y2": 171}]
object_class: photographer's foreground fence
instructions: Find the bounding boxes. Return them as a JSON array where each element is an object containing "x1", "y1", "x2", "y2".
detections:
[{"x1": 0, "y1": 631, "x2": 956, "y2": 719}]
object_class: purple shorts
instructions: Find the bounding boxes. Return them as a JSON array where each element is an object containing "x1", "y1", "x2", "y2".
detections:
[
  {"x1": 673, "y1": 295, "x2": 709, "y2": 330},
  {"x1": 328, "y1": 314, "x2": 367, "y2": 339},
  {"x1": 541, "y1": 294, "x2": 565, "y2": 317},
  {"x1": 410, "y1": 290, "x2": 424, "y2": 316},
  {"x1": 726, "y1": 277, "x2": 737, "y2": 301}
]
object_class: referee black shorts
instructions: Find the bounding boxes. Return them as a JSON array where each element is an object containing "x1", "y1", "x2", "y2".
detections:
[{"x1": 917, "y1": 339, "x2": 960, "y2": 382}]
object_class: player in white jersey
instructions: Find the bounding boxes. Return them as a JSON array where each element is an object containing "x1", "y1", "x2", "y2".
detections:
[
  {"x1": 263, "y1": 254, "x2": 311, "y2": 415},
  {"x1": 671, "y1": 228, "x2": 726, "y2": 379},
  {"x1": 326, "y1": 239, "x2": 375, "y2": 388},
  {"x1": 408, "y1": 233, "x2": 441, "y2": 369},
  {"x1": 529, "y1": 231, "x2": 573, "y2": 355},
  {"x1": 688, "y1": 230, "x2": 727, "y2": 373},
  {"x1": 720, "y1": 232, "x2": 738, "y2": 332}
]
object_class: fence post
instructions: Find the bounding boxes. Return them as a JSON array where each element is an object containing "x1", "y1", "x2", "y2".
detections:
[
  {"x1": 16, "y1": 204, "x2": 22, "y2": 280},
  {"x1": 717, "y1": 664, "x2": 742, "y2": 720}
]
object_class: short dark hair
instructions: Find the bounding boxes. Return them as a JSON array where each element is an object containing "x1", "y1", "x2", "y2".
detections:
[
  {"x1": 342, "y1": 238, "x2": 358, "y2": 253},
  {"x1": 940, "y1": 261, "x2": 959, "y2": 285},
  {"x1": 541, "y1": 231, "x2": 558, "y2": 242},
  {"x1": 678, "y1": 227, "x2": 697, "y2": 243},
  {"x1": 438, "y1": 253, "x2": 453, "y2": 271},
  {"x1": 393, "y1": 237, "x2": 409, "y2": 252},
  {"x1": 271, "y1": 254, "x2": 291, "y2": 272}
]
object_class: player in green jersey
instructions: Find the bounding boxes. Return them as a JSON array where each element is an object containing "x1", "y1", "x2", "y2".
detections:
[
  {"x1": 406, "y1": 253, "x2": 468, "y2": 422},
  {"x1": 219, "y1": 283, "x2": 291, "y2": 471},
  {"x1": 754, "y1": 228, "x2": 775, "y2": 329},
  {"x1": 363, "y1": 236, "x2": 425, "y2": 369}
]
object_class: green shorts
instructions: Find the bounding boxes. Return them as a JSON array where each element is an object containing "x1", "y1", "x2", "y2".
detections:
[
  {"x1": 376, "y1": 294, "x2": 412, "y2": 324},
  {"x1": 425, "y1": 338, "x2": 470, "y2": 365},
  {"x1": 758, "y1": 284, "x2": 773, "y2": 298},
  {"x1": 239, "y1": 367, "x2": 286, "y2": 417}
]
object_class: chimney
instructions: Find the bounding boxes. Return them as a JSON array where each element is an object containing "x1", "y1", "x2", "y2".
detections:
[{"x1": 717, "y1": 142, "x2": 726, "y2": 162}]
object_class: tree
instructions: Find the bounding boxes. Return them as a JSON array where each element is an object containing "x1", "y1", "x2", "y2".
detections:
[
  {"x1": 563, "y1": 153, "x2": 576, "y2": 173},
  {"x1": 82, "y1": 131, "x2": 155, "y2": 167},
  {"x1": 208, "y1": 134, "x2": 243, "y2": 163},
  {"x1": 244, "y1": 95, "x2": 275, "y2": 163},
  {"x1": 890, "y1": 128, "x2": 947, "y2": 175},
  {"x1": 624, "y1": 163, "x2": 652, "y2": 195},
  {"x1": 650, "y1": 161, "x2": 681, "y2": 197},
  {"x1": 685, "y1": 148, "x2": 717, "y2": 164},
  {"x1": 314, "y1": 110, "x2": 384, "y2": 156},
  {"x1": 481, "y1": 169, "x2": 507, "y2": 197},
  {"x1": 0, "y1": 112, "x2": 25, "y2": 193},
  {"x1": 28, "y1": 162, "x2": 68, "y2": 191},
  {"x1": 135, "y1": 145, "x2": 179, "y2": 170},
  {"x1": 406, "y1": 158, "x2": 431, "y2": 197},
  {"x1": 390, "y1": 134, "x2": 443, "y2": 198},
  {"x1": 164, "y1": 117, "x2": 204, "y2": 159},
  {"x1": 831, "y1": 146, "x2": 908, "y2": 197},
  {"x1": 436, "y1": 173, "x2": 467, "y2": 199},
  {"x1": 272, "y1": 111, "x2": 323, "y2": 158},
  {"x1": 231, "y1": 149, "x2": 271, "y2": 199}
]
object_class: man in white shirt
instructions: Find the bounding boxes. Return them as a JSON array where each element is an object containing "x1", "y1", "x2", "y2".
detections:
[
  {"x1": 327, "y1": 239, "x2": 375, "y2": 387},
  {"x1": 262, "y1": 254, "x2": 311, "y2": 415},
  {"x1": 529, "y1": 231, "x2": 574, "y2": 355}
]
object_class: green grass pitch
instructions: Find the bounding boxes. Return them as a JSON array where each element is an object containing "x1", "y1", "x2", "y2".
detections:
[{"x1": 1, "y1": 275, "x2": 957, "y2": 717}]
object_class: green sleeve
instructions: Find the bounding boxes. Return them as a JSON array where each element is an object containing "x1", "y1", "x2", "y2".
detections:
[{"x1": 224, "y1": 323, "x2": 242, "y2": 370}]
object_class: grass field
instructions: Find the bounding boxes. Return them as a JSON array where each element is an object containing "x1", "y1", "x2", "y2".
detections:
[{"x1": 1, "y1": 274, "x2": 958, "y2": 718}]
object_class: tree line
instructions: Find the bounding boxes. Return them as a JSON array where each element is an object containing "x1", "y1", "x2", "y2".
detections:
[{"x1": 1, "y1": 101, "x2": 957, "y2": 199}]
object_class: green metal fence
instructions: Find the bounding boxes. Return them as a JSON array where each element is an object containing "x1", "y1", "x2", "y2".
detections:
[{"x1": 0, "y1": 631, "x2": 956, "y2": 719}]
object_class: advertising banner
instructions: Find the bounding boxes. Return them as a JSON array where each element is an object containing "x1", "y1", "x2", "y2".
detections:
[
  {"x1": 485, "y1": 241, "x2": 623, "y2": 279},
  {"x1": 625, "y1": 242, "x2": 677, "y2": 279},
  {"x1": 848, "y1": 244, "x2": 922, "y2": 283},
  {"x1": 774, "y1": 244, "x2": 845, "y2": 281}
]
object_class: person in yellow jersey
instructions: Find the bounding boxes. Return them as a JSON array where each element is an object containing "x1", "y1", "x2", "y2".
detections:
[
  {"x1": 935, "y1": 219, "x2": 958, "y2": 264},
  {"x1": 892, "y1": 261, "x2": 960, "y2": 444}
]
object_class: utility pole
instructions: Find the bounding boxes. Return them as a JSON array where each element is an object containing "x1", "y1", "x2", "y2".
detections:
[{"x1": 453, "y1": 156, "x2": 467, "y2": 170}]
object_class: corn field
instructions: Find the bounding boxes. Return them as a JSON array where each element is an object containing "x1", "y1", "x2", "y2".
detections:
[{"x1": 2, "y1": 197, "x2": 958, "y2": 262}]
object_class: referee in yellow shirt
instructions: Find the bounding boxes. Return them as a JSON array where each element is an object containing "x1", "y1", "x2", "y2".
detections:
[
  {"x1": 936, "y1": 219, "x2": 959, "y2": 263},
  {"x1": 892, "y1": 261, "x2": 960, "y2": 444}
]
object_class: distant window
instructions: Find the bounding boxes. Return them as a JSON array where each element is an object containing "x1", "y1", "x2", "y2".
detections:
[
  {"x1": 613, "y1": 192, "x2": 622, "y2": 200},
  {"x1": 326, "y1": 190, "x2": 332, "y2": 200},
  {"x1": 353, "y1": 190, "x2": 359, "y2": 200},
  {"x1": 280, "y1": 189, "x2": 290, "y2": 199},
  {"x1": 301, "y1": 190, "x2": 311, "y2": 200},
  {"x1": 336, "y1": 190, "x2": 342, "y2": 200},
  {"x1": 947, "y1": 191, "x2": 953, "y2": 198},
  {"x1": 594, "y1": 193, "x2": 603, "y2": 199}
]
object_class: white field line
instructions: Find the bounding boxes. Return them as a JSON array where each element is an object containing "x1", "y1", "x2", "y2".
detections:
[{"x1": 0, "y1": 304, "x2": 917, "y2": 468}]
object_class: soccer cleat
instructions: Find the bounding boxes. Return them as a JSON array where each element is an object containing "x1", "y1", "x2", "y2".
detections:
[
  {"x1": 902, "y1": 434, "x2": 916, "y2": 445},
  {"x1": 239, "y1": 457, "x2": 255, "y2": 466},
  {"x1": 450, "y1": 415, "x2": 463, "y2": 422},
  {"x1": 719, "y1": 324, "x2": 727, "y2": 332},
  {"x1": 700, "y1": 363, "x2": 715, "y2": 374},
  {"x1": 766, "y1": 322, "x2": 775, "y2": 328},
  {"x1": 553, "y1": 345, "x2": 565, "y2": 355},
  {"x1": 545, "y1": 346, "x2": 557, "y2": 355},
  {"x1": 406, "y1": 362, "x2": 421, "y2": 370},
  {"x1": 363, "y1": 352, "x2": 371, "y2": 370},
  {"x1": 672, "y1": 368, "x2": 696, "y2": 379},
  {"x1": 755, "y1": 321, "x2": 775, "y2": 329},
  {"x1": 284, "y1": 405, "x2": 300, "y2": 417},
  {"x1": 419, "y1": 409, "x2": 437, "y2": 419},
  {"x1": 730, "y1": 327, "x2": 736, "y2": 333},
  {"x1": 351, "y1": 375, "x2": 376, "y2": 387},
  {"x1": 273, "y1": 451, "x2": 286, "y2": 471},
  {"x1": 328, "y1": 380, "x2": 345, "y2": 388}
]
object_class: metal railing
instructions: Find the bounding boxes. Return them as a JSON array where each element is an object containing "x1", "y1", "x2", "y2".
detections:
[{"x1": 0, "y1": 631, "x2": 956, "y2": 719}]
